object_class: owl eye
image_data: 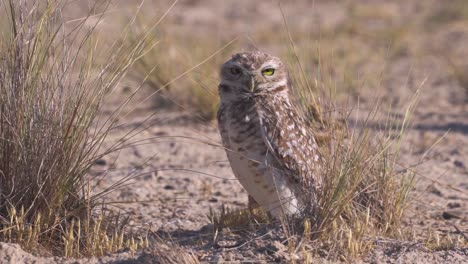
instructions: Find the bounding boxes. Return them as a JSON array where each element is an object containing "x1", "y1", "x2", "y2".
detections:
[
  {"x1": 230, "y1": 67, "x2": 241, "y2": 75},
  {"x1": 262, "y1": 68, "x2": 275, "y2": 76}
]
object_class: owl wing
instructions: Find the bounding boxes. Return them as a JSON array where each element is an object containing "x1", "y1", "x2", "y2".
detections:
[{"x1": 256, "y1": 97, "x2": 322, "y2": 189}]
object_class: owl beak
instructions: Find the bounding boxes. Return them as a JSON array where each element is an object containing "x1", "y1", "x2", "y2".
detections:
[{"x1": 249, "y1": 76, "x2": 255, "y2": 93}]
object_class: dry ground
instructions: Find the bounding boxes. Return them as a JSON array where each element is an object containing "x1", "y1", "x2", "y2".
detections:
[{"x1": 1, "y1": 0, "x2": 467, "y2": 263}]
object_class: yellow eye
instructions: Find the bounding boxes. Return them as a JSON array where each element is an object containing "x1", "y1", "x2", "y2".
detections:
[
  {"x1": 262, "y1": 68, "x2": 275, "y2": 76},
  {"x1": 230, "y1": 67, "x2": 241, "y2": 75}
]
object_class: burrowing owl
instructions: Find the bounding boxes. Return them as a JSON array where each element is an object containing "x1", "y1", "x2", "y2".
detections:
[{"x1": 217, "y1": 51, "x2": 322, "y2": 218}]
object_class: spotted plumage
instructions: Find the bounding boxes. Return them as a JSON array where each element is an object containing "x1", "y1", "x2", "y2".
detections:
[{"x1": 217, "y1": 51, "x2": 322, "y2": 217}]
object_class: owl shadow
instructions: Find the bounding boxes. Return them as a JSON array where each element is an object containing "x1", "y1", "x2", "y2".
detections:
[
  {"x1": 348, "y1": 111, "x2": 468, "y2": 135},
  {"x1": 152, "y1": 227, "x2": 210, "y2": 247},
  {"x1": 150, "y1": 221, "x2": 279, "y2": 250},
  {"x1": 413, "y1": 122, "x2": 468, "y2": 135}
]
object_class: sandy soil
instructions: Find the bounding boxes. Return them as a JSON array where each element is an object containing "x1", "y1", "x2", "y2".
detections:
[{"x1": 1, "y1": 0, "x2": 467, "y2": 263}]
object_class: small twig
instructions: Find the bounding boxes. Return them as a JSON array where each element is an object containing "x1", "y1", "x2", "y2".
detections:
[
  {"x1": 395, "y1": 242, "x2": 423, "y2": 261},
  {"x1": 453, "y1": 224, "x2": 468, "y2": 242},
  {"x1": 222, "y1": 231, "x2": 273, "y2": 251},
  {"x1": 294, "y1": 238, "x2": 304, "y2": 254}
]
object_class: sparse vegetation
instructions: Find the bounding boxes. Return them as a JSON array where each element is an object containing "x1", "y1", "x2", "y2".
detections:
[{"x1": 0, "y1": 0, "x2": 466, "y2": 262}]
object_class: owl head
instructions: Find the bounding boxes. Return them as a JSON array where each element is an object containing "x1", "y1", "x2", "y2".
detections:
[{"x1": 218, "y1": 51, "x2": 290, "y2": 103}]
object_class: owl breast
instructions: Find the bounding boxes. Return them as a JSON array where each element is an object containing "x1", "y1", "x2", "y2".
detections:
[{"x1": 217, "y1": 100, "x2": 301, "y2": 217}]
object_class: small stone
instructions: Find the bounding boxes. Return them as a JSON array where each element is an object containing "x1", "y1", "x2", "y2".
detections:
[
  {"x1": 454, "y1": 160, "x2": 465, "y2": 168},
  {"x1": 428, "y1": 185, "x2": 442, "y2": 196},
  {"x1": 215, "y1": 239, "x2": 239, "y2": 248},
  {"x1": 94, "y1": 159, "x2": 106, "y2": 166},
  {"x1": 447, "y1": 202, "x2": 461, "y2": 209},
  {"x1": 164, "y1": 185, "x2": 175, "y2": 190},
  {"x1": 122, "y1": 86, "x2": 131, "y2": 93},
  {"x1": 133, "y1": 149, "x2": 142, "y2": 158},
  {"x1": 143, "y1": 172, "x2": 157, "y2": 180},
  {"x1": 442, "y1": 210, "x2": 462, "y2": 220}
]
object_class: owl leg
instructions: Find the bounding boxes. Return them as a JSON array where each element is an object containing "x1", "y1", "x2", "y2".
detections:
[
  {"x1": 248, "y1": 195, "x2": 271, "y2": 222},
  {"x1": 248, "y1": 195, "x2": 260, "y2": 213}
]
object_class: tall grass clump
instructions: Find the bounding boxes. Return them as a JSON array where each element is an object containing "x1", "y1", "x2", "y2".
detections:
[
  {"x1": 302, "y1": 104, "x2": 417, "y2": 260},
  {"x1": 0, "y1": 0, "x2": 150, "y2": 257},
  {"x1": 282, "y1": 41, "x2": 419, "y2": 261}
]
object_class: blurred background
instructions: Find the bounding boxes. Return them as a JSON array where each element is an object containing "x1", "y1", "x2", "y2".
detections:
[{"x1": 63, "y1": 0, "x2": 468, "y2": 118}]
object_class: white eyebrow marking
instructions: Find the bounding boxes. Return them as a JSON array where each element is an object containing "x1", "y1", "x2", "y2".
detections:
[{"x1": 260, "y1": 60, "x2": 280, "y2": 69}]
